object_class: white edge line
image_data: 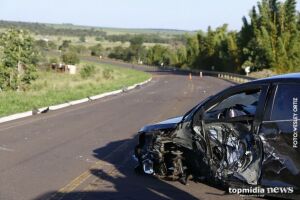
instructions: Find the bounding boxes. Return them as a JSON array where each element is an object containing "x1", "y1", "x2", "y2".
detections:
[
  {"x1": 69, "y1": 98, "x2": 90, "y2": 106},
  {"x1": 0, "y1": 111, "x2": 32, "y2": 123},
  {"x1": 0, "y1": 77, "x2": 152, "y2": 124},
  {"x1": 49, "y1": 103, "x2": 71, "y2": 111},
  {"x1": 89, "y1": 89, "x2": 123, "y2": 100}
]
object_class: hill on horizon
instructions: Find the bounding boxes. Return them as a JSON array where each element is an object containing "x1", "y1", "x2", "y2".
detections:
[{"x1": 0, "y1": 20, "x2": 196, "y2": 35}]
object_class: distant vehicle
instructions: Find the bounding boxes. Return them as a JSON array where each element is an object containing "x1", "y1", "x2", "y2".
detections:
[{"x1": 134, "y1": 73, "x2": 300, "y2": 199}]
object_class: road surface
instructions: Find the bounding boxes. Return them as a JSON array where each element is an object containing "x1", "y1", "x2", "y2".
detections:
[{"x1": 0, "y1": 63, "x2": 248, "y2": 200}]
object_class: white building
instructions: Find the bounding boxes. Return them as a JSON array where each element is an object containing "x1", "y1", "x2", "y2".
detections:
[{"x1": 67, "y1": 65, "x2": 77, "y2": 75}]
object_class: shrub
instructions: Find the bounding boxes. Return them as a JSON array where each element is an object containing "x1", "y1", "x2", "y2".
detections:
[
  {"x1": 61, "y1": 51, "x2": 80, "y2": 65},
  {"x1": 102, "y1": 68, "x2": 114, "y2": 79},
  {"x1": 80, "y1": 64, "x2": 96, "y2": 79},
  {"x1": 0, "y1": 64, "x2": 10, "y2": 90},
  {"x1": 89, "y1": 44, "x2": 103, "y2": 57},
  {"x1": 49, "y1": 57, "x2": 58, "y2": 64},
  {"x1": 79, "y1": 35, "x2": 86, "y2": 42},
  {"x1": 58, "y1": 40, "x2": 71, "y2": 51}
]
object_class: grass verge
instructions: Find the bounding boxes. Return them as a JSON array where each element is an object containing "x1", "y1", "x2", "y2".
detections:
[{"x1": 0, "y1": 61, "x2": 150, "y2": 117}]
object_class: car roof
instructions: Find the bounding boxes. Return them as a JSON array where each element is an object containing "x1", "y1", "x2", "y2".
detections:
[
  {"x1": 206, "y1": 73, "x2": 300, "y2": 101},
  {"x1": 245, "y1": 72, "x2": 300, "y2": 85}
]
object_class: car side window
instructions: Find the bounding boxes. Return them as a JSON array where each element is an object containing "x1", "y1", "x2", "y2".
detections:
[
  {"x1": 204, "y1": 89, "x2": 261, "y2": 120},
  {"x1": 270, "y1": 84, "x2": 300, "y2": 121}
]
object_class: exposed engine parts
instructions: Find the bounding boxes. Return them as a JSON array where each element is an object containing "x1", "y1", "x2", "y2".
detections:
[
  {"x1": 135, "y1": 131, "x2": 189, "y2": 184},
  {"x1": 135, "y1": 122, "x2": 262, "y2": 186}
]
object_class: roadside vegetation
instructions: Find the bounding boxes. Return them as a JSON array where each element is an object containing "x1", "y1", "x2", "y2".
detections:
[
  {"x1": 0, "y1": 28, "x2": 149, "y2": 116},
  {"x1": 0, "y1": 61, "x2": 150, "y2": 116},
  {"x1": 0, "y1": 0, "x2": 299, "y2": 116}
]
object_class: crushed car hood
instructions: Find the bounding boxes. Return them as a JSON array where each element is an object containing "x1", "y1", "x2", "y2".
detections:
[{"x1": 139, "y1": 116, "x2": 183, "y2": 132}]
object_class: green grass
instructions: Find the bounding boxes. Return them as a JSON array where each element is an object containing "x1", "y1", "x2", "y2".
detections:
[{"x1": 0, "y1": 61, "x2": 150, "y2": 117}]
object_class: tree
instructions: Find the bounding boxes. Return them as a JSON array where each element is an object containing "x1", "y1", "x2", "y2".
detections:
[
  {"x1": 108, "y1": 46, "x2": 128, "y2": 60},
  {"x1": 128, "y1": 36, "x2": 144, "y2": 62},
  {"x1": 185, "y1": 35, "x2": 199, "y2": 67},
  {"x1": 61, "y1": 51, "x2": 80, "y2": 65},
  {"x1": 176, "y1": 46, "x2": 187, "y2": 67},
  {"x1": 59, "y1": 40, "x2": 71, "y2": 51},
  {"x1": 0, "y1": 28, "x2": 39, "y2": 90},
  {"x1": 239, "y1": 0, "x2": 300, "y2": 73},
  {"x1": 145, "y1": 45, "x2": 178, "y2": 66},
  {"x1": 185, "y1": 24, "x2": 242, "y2": 72}
]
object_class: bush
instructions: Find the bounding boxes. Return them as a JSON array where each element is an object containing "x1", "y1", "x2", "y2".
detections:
[
  {"x1": 0, "y1": 64, "x2": 10, "y2": 90},
  {"x1": 22, "y1": 64, "x2": 38, "y2": 85},
  {"x1": 79, "y1": 35, "x2": 86, "y2": 42},
  {"x1": 68, "y1": 45, "x2": 87, "y2": 54},
  {"x1": 95, "y1": 36, "x2": 104, "y2": 41},
  {"x1": 61, "y1": 51, "x2": 80, "y2": 65},
  {"x1": 102, "y1": 68, "x2": 114, "y2": 79},
  {"x1": 49, "y1": 57, "x2": 58, "y2": 64},
  {"x1": 80, "y1": 64, "x2": 96, "y2": 79},
  {"x1": 108, "y1": 46, "x2": 128, "y2": 60},
  {"x1": 89, "y1": 44, "x2": 103, "y2": 56}
]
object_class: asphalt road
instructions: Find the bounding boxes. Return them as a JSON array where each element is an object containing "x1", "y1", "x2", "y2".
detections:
[{"x1": 0, "y1": 63, "x2": 245, "y2": 200}]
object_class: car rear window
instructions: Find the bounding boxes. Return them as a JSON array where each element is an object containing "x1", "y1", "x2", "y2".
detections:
[{"x1": 270, "y1": 84, "x2": 300, "y2": 121}]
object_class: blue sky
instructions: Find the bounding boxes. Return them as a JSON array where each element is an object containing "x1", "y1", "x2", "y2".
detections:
[{"x1": 1, "y1": 0, "x2": 300, "y2": 31}]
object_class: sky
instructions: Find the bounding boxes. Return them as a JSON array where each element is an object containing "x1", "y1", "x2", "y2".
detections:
[{"x1": 1, "y1": 0, "x2": 300, "y2": 31}]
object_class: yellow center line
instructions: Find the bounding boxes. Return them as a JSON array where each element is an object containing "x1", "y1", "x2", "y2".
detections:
[
  {"x1": 47, "y1": 137, "x2": 133, "y2": 200},
  {"x1": 48, "y1": 75, "x2": 192, "y2": 200}
]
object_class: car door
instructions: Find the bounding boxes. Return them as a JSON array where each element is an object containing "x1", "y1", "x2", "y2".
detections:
[
  {"x1": 258, "y1": 83, "x2": 300, "y2": 189},
  {"x1": 199, "y1": 84, "x2": 269, "y2": 185}
]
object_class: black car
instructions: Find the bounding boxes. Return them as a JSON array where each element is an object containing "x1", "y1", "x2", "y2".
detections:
[{"x1": 134, "y1": 73, "x2": 300, "y2": 198}]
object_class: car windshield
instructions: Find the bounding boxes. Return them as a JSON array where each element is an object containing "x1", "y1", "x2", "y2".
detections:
[
  {"x1": 181, "y1": 96, "x2": 213, "y2": 122},
  {"x1": 204, "y1": 90, "x2": 261, "y2": 120}
]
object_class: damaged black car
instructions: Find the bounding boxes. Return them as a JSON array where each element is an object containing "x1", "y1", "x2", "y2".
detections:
[{"x1": 134, "y1": 73, "x2": 300, "y2": 198}]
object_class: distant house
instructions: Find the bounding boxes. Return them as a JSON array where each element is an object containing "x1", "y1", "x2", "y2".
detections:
[{"x1": 66, "y1": 65, "x2": 77, "y2": 75}]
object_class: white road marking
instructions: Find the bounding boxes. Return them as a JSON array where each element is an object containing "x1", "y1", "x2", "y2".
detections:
[{"x1": 0, "y1": 146, "x2": 14, "y2": 152}]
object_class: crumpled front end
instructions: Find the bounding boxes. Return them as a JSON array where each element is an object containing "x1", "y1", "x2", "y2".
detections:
[
  {"x1": 134, "y1": 129, "x2": 192, "y2": 184},
  {"x1": 203, "y1": 122, "x2": 263, "y2": 186}
]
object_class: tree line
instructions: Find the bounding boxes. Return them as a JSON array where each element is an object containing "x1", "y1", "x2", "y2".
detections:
[
  {"x1": 105, "y1": 33, "x2": 185, "y2": 44},
  {"x1": 0, "y1": 20, "x2": 184, "y2": 44},
  {"x1": 188, "y1": 0, "x2": 300, "y2": 73},
  {"x1": 109, "y1": 0, "x2": 300, "y2": 73},
  {"x1": 0, "y1": 20, "x2": 107, "y2": 37}
]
